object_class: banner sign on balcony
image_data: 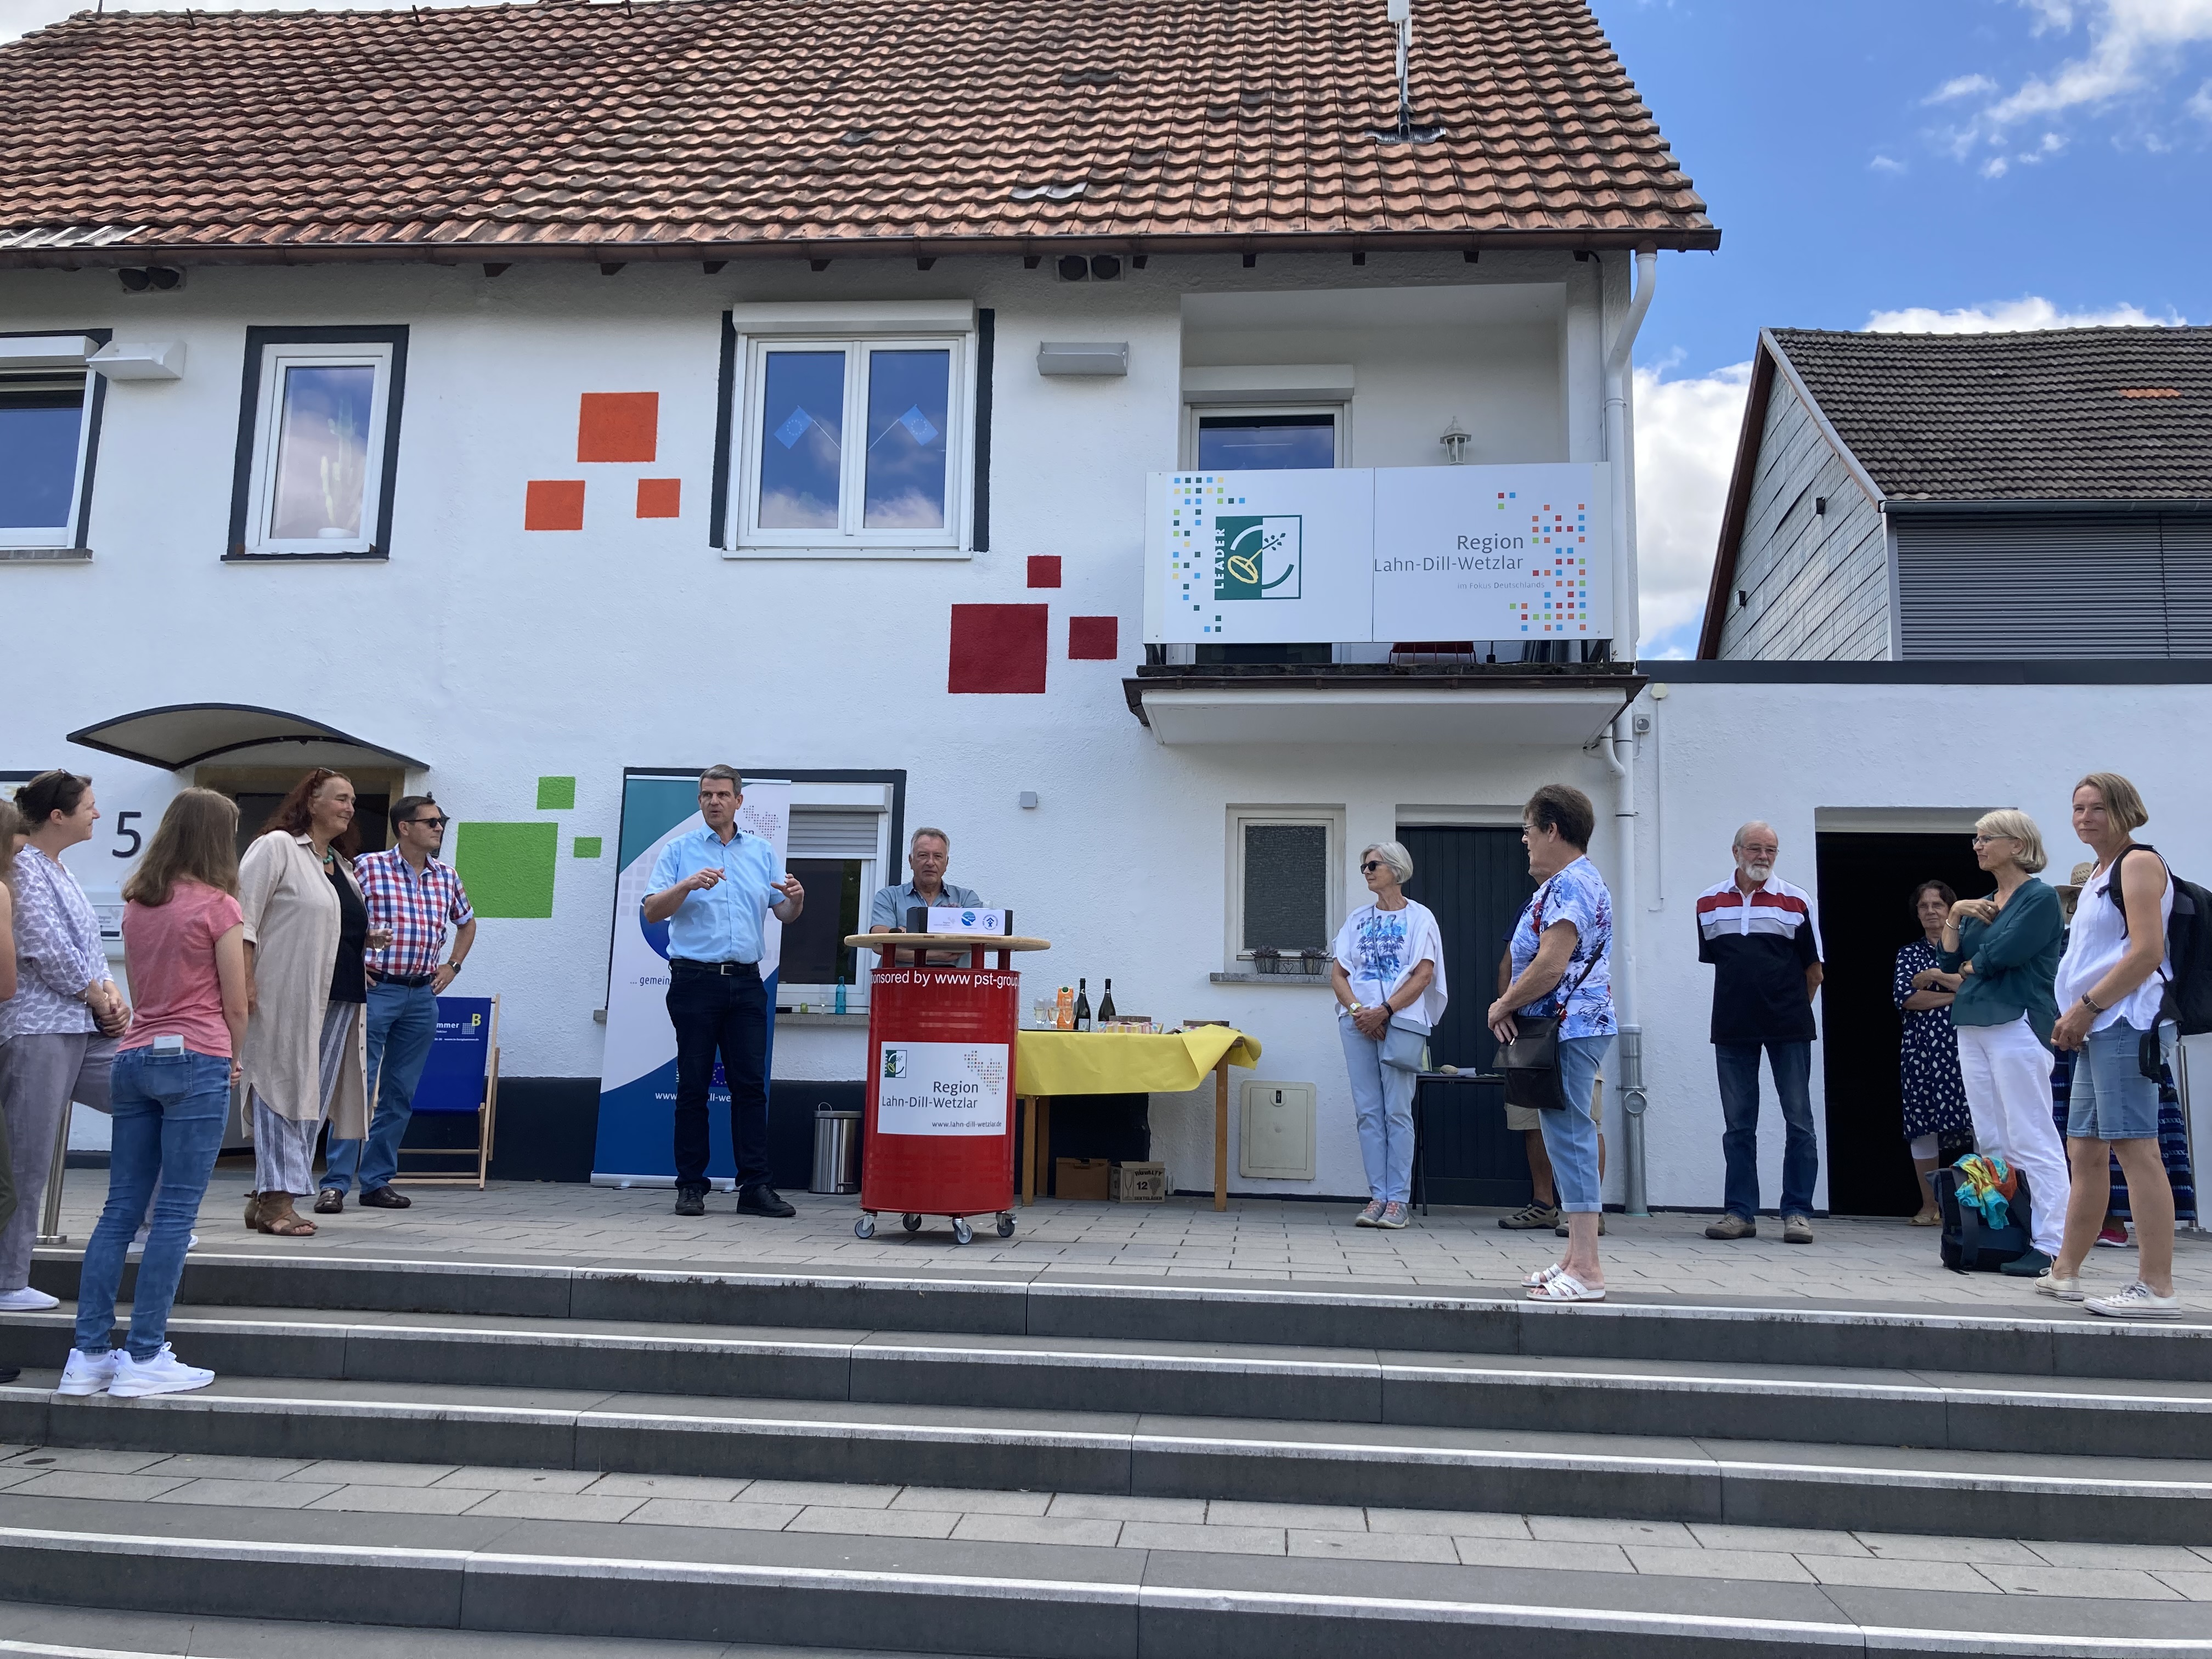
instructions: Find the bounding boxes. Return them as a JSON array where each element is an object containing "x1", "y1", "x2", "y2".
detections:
[{"x1": 1143, "y1": 462, "x2": 1612, "y2": 645}]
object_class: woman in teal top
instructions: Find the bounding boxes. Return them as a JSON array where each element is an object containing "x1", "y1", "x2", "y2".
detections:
[{"x1": 1938, "y1": 808, "x2": 2070, "y2": 1272}]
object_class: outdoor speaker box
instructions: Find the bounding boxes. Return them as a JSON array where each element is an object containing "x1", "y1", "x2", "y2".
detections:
[
  {"x1": 1110, "y1": 1160, "x2": 1167, "y2": 1203},
  {"x1": 1055, "y1": 1157, "x2": 1111, "y2": 1201}
]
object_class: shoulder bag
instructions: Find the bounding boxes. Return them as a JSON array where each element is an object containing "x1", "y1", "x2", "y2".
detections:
[{"x1": 1497, "y1": 887, "x2": 1606, "y2": 1111}]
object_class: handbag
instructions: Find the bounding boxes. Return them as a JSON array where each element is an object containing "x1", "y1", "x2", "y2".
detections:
[
  {"x1": 1497, "y1": 949, "x2": 1602, "y2": 1113},
  {"x1": 1378, "y1": 1013, "x2": 1431, "y2": 1073}
]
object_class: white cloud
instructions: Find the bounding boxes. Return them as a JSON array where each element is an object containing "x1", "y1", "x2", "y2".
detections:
[
  {"x1": 1632, "y1": 360, "x2": 1752, "y2": 658},
  {"x1": 1862, "y1": 295, "x2": 2185, "y2": 331},
  {"x1": 1926, "y1": 73, "x2": 2000, "y2": 103},
  {"x1": 1869, "y1": 154, "x2": 1908, "y2": 173},
  {"x1": 2190, "y1": 77, "x2": 2212, "y2": 117}
]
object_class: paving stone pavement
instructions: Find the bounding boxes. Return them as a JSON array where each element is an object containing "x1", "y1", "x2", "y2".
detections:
[
  {"x1": 42, "y1": 1162, "x2": 2212, "y2": 1310},
  {"x1": 4, "y1": 1446, "x2": 2209, "y2": 1601}
]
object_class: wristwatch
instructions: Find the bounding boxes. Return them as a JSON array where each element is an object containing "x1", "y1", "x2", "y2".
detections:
[
  {"x1": 444, "y1": 960, "x2": 464, "y2": 976},
  {"x1": 2080, "y1": 992, "x2": 2103, "y2": 1013}
]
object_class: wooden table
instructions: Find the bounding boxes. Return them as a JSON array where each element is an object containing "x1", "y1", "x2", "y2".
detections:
[{"x1": 1013, "y1": 1027, "x2": 1263, "y2": 1212}]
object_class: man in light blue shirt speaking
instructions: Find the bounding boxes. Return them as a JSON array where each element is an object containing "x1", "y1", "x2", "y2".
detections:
[{"x1": 643, "y1": 766, "x2": 804, "y2": 1220}]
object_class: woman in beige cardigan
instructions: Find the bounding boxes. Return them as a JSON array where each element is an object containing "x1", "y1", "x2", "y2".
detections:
[{"x1": 238, "y1": 770, "x2": 381, "y2": 1237}]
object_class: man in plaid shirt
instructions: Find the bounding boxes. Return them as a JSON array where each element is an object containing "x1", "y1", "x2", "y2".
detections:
[{"x1": 318, "y1": 795, "x2": 476, "y2": 1212}]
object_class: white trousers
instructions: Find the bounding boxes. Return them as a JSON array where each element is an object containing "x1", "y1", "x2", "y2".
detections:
[{"x1": 1954, "y1": 1016, "x2": 2069, "y2": 1256}]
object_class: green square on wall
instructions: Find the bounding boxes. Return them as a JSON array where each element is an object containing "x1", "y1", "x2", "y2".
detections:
[
  {"x1": 537, "y1": 776, "x2": 577, "y2": 811},
  {"x1": 573, "y1": 836, "x2": 603, "y2": 859},
  {"x1": 454, "y1": 822, "x2": 559, "y2": 918}
]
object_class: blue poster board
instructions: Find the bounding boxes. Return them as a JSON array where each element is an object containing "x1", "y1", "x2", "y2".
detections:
[{"x1": 417, "y1": 996, "x2": 494, "y2": 1114}]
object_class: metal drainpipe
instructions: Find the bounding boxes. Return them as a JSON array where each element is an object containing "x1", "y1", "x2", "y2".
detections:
[{"x1": 1601, "y1": 246, "x2": 1657, "y2": 1217}]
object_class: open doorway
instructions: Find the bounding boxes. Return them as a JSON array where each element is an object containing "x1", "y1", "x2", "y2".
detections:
[
  {"x1": 196, "y1": 764, "x2": 399, "y2": 858},
  {"x1": 1814, "y1": 830, "x2": 1986, "y2": 1216}
]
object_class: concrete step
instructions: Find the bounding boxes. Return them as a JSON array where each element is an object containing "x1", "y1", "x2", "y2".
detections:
[
  {"x1": 30, "y1": 1249, "x2": 2212, "y2": 1382},
  {"x1": 4, "y1": 1370, "x2": 2209, "y2": 1544},
  {"x1": 5, "y1": 1304, "x2": 2209, "y2": 1460},
  {"x1": 1, "y1": 1489, "x2": 2207, "y2": 1658}
]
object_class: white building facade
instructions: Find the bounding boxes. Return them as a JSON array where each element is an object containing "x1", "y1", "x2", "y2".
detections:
[{"x1": 5, "y1": 2, "x2": 2202, "y2": 1218}]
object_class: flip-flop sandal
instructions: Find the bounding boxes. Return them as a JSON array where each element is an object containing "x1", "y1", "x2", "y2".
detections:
[
  {"x1": 1526, "y1": 1271, "x2": 1604, "y2": 1302},
  {"x1": 1908, "y1": 1213, "x2": 1944, "y2": 1227},
  {"x1": 1523, "y1": 1262, "x2": 1567, "y2": 1289}
]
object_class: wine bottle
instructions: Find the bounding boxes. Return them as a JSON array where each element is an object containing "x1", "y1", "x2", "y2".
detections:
[
  {"x1": 1098, "y1": 979, "x2": 1116, "y2": 1023},
  {"x1": 1074, "y1": 978, "x2": 1092, "y2": 1031}
]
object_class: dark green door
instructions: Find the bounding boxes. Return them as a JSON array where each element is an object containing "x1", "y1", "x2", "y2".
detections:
[{"x1": 1399, "y1": 825, "x2": 1535, "y2": 1074}]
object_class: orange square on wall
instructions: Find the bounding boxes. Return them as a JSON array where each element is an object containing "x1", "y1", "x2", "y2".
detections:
[
  {"x1": 524, "y1": 479, "x2": 585, "y2": 531},
  {"x1": 578, "y1": 392, "x2": 658, "y2": 463},
  {"x1": 636, "y1": 478, "x2": 681, "y2": 518}
]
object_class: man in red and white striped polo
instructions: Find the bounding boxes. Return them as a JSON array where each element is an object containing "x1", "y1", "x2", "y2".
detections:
[{"x1": 1695, "y1": 821, "x2": 1825, "y2": 1244}]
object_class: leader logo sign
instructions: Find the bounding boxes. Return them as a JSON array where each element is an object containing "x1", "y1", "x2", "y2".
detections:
[{"x1": 1213, "y1": 515, "x2": 1301, "y2": 601}]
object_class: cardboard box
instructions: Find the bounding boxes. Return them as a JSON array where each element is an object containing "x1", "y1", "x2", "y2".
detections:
[
  {"x1": 1054, "y1": 1157, "x2": 1111, "y2": 1201},
  {"x1": 1110, "y1": 1161, "x2": 1168, "y2": 1203}
]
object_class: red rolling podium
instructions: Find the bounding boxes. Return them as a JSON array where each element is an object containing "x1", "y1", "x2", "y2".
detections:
[{"x1": 844, "y1": 932, "x2": 1049, "y2": 1245}]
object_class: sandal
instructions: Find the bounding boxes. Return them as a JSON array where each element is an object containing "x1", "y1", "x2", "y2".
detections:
[
  {"x1": 243, "y1": 1192, "x2": 263, "y2": 1231},
  {"x1": 1908, "y1": 1211, "x2": 1944, "y2": 1227},
  {"x1": 1526, "y1": 1271, "x2": 1604, "y2": 1302},
  {"x1": 1523, "y1": 1262, "x2": 1568, "y2": 1289},
  {"x1": 255, "y1": 1194, "x2": 317, "y2": 1238}
]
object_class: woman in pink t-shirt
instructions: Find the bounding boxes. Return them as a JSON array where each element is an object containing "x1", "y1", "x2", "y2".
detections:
[{"x1": 60, "y1": 789, "x2": 249, "y2": 1400}]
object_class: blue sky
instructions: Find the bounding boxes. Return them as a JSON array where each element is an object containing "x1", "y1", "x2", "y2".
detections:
[{"x1": 1600, "y1": 0, "x2": 2212, "y2": 652}]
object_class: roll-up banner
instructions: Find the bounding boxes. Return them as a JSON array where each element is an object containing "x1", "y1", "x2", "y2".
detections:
[{"x1": 593, "y1": 771, "x2": 790, "y2": 1187}]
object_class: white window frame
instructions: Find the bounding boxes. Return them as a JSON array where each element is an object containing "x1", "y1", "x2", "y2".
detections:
[
  {"x1": 1180, "y1": 403, "x2": 1350, "y2": 471},
  {"x1": 733, "y1": 332, "x2": 973, "y2": 557},
  {"x1": 0, "y1": 349, "x2": 95, "y2": 551},
  {"x1": 240, "y1": 341, "x2": 396, "y2": 557},
  {"x1": 1224, "y1": 805, "x2": 1345, "y2": 970},
  {"x1": 778, "y1": 784, "x2": 894, "y2": 1012}
]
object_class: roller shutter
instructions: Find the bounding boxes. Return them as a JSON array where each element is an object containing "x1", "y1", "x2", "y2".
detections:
[
  {"x1": 787, "y1": 809, "x2": 883, "y2": 860},
  {"x1": 1894, "y1": 513, "x2": 2212, "y2": 658}
]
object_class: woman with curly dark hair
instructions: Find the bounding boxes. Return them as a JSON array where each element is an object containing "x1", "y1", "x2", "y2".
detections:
[{"x1": 234, "y1": 770, "x2": 384, "y2": 1237}]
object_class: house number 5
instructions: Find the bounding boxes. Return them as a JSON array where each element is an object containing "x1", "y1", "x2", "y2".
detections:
[{"x1": 112, "y1": 811, "x2": 143, "y2": 859}]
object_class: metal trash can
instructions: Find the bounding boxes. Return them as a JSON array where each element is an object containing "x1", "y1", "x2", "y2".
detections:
[{"x1": 811, "y1": 1108, "x2": 861, "y2": 1195}]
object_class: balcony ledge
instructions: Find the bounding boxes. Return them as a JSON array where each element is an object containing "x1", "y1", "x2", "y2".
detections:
[{"x1": 1123, "y1": 662, "x2": 1646, "y2": 747}]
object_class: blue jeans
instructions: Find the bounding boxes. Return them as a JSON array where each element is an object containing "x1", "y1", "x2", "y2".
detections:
[
  {"x1": 1339, "y1": 1018, "x2": 1417, "y2": 1204},
  {"x1": 1715, "y1": 1040, "x2": 1818, "y2": 1220},
  {"x1": 2066, "y1": 1020, "x2": 2166, "y2": 1141},
  {"x1": 324, "y1": 980, "x2": 437, "y2": 1194},
  {"x1": 1540, "y1": 1035, "x2": 1613, "y2": 1212},
  {"x1": 74, "y1": 1047, "x2": 229, "y2": 1361}
]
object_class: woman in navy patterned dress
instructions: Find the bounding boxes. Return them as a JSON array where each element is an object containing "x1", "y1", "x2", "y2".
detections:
[{"x1": 1897, "y1": 881, "x2": 1973, "y2": 1224}]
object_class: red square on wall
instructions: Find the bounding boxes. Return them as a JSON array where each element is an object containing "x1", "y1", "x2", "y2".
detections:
[
  {"x1": 636, "y1": 478, "x2": 681, "y2": 518},
  {"x1": 949, "y1": 604, "x2": 1048, "y2": 693},
  {"x1": 578, "y1": 392, "x2": 658, "y2": 463},
  {"x1": 524, "y1": 479, "x2": 586, "y2": 531},
  {"x1": 1026, "y1": 555, "x2": 1062, "y2": 589},
  {"x1": 1068, "y1": 616, "x2": 1119, "y2": 660}
]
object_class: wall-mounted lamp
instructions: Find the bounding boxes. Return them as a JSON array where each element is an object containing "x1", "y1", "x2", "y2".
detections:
[{"x1": 1438, "y1": 416, "x2": 1472, "y2": 465}]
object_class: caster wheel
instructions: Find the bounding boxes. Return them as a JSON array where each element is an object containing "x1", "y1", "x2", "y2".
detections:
[
  {"x1": 902, "y1": 1214, "x2": 923, "y2": 1233},
  {"x1": 951, "y1": 1217, "x2": 974, "y2": 1246},
  {"x1": 995, "y1": 1215, "x2": 1016, "y2": 1239},
  {"x1": 854, "y1": 1215, "x2": 876, "y2": 1240}
]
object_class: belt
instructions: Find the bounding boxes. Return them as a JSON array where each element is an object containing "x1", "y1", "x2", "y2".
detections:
[
  {"x1": 672, "y1": 958, "x2": 760, "y2": 976},
  {"x1": 377, "y1": 972, "x2": 436, "y2": 989}
]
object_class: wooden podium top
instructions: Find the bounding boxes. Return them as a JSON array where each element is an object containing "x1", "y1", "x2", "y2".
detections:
[{"x1": 843, "y1": 933, "x2": 1051, "y2": 952}]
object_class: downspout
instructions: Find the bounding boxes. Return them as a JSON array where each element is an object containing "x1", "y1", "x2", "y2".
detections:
[{"x1": 1601, "y1": 246, "x2": 1656, "y2": 1216}]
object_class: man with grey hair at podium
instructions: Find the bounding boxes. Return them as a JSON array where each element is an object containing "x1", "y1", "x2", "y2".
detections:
[{"x1": 868, "y1": 827, "x2": 984, "y2": 935}]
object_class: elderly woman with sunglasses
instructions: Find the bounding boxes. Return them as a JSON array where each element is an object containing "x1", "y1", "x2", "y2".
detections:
[{"x1": 1330, "y1": 842, "x2": 1446, "y2": 1229}]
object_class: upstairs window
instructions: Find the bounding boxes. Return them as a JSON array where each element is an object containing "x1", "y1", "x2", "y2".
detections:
[
  {"x1": 736, "y1": 336, "x2": 968, "y2": 552},
  {"x1": 1196, "y1": 411, "x2": 1339, "y2": 471},
  {"x1": 229, "y1": 326, "x2": 408, "y2": 558},
  {"x1": 1, "y1": 334, "x2": 102, "y2": 552}
]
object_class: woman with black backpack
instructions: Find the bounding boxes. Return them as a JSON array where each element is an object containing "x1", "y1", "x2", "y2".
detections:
[{"x1": 2045, "y1": 772, "x2": 2182, "y2": 1319}]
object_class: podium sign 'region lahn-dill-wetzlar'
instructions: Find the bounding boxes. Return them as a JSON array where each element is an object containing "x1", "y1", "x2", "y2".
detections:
[{"x1": 1142, "y1": 463, "x2": 1613, "y2": 646}]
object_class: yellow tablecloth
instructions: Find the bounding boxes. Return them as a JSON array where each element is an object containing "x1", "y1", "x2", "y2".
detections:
[{"x1": 1015, "y1": 1028, "x2": 1262, "y2": 1096}]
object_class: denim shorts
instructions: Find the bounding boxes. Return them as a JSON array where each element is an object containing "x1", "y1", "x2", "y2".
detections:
[
  {"x1": 2066, "y1": 1020, "x2": 2166, "y2": 1141},
  {"x1": 1537, "y1": 1034, "x2": 1612, "y2": 1212}
]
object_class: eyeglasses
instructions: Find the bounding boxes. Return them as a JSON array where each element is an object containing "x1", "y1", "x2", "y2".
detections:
[
  {"x1": 1970, "y1": 834, "x2": 2013, "y2": 847},
  {"x1": 1360, "y1": 861, "x2": 1386, "y2": 874},
  {"x1": 410, "y1": 816, "x2": 449, "y2": 831}
]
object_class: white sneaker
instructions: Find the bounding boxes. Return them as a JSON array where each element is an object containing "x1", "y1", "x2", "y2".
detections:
[
  {"x1": 57, "y1": 1348, "x2": 120, "y2": 1396},
  {"x1": 0, "y1": 1286, "x2": 59, "y2": 1312},
  {"x1": 127, "y1": 1229, "x2": 199, "y2": 1255},
  {"x1": 106, "y1": 1345, "x2": 215, "y2": 1398},
  {"x1": 2086, "y1": 1280, "x2": 2182, "y2": 1321}
]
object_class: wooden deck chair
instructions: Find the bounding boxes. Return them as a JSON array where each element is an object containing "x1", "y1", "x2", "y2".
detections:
[{"x1": 392, "y1": 995, "x2": 501, "y2": 1188}]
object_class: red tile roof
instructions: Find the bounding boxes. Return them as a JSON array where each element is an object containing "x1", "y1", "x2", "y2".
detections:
[{"x1": 0, "y1": 0, "x2": 1716, "y2": 265}]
